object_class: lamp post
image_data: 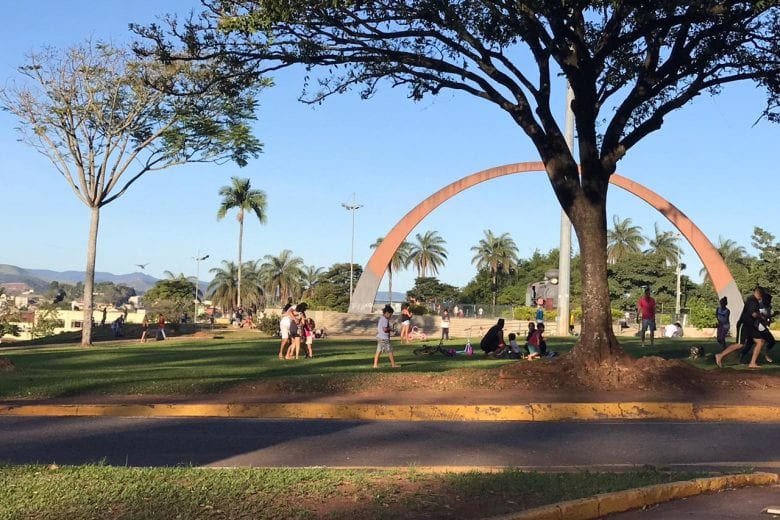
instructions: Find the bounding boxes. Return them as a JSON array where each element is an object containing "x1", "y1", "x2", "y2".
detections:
[
  {"x1": 557, "y1": 84, "x2": 575, "y2": 337},
  {"x1": 341, "y1": 194, "x2": 363, "y2": 307},
  {"x1": 673, "y1": 234, "x2": 684, "y2": 318},
  {"x1": 193, "y1": 252, "x2": 209, "y2": 323}
]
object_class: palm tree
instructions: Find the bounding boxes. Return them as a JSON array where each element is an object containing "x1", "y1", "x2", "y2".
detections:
[
  {"x1": 471, "y1": 230, "x2": 520, "y2": 306},
  {"x1": 259, "y1": 250, "x2": 305, "y2": 304},
  {"x1": 370, "y1": 237, "x2": 412, "y2": 304},
  {"x1": 207, "y1": 260, "x2": 265, "y2": 311},
  {"x1": 408, "y1": 231, "x2": 448, "y2": 278},
  {"x1": 216, "y1": 177, "x2": 268, "y2": 309},
  {"x1": 700, "y1": 237, "x2": 749, "y2": 280},
  {"x1": 646, "y1": 223, "x2": 681, "y2": 266},
  {"x1": 301, "y1": 265, "x2": 325, "y2": 298},
  {"x1": 607, "y1": 215, "x2": 645, "y2": 264}
]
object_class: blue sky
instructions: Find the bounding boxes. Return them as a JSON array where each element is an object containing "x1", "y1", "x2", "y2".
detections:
[{"x1": 0, "y1": 1, "x2": 777, "y2": 295}]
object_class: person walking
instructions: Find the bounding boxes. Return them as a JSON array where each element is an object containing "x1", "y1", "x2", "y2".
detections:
[
  {"x1": 716, "y1": 297, "x2": 730, "y2": 348},
  {"x1": 400, "y1": 304, "x2": 413, "y2": 344},
  {"x1": 716, "y1": 287, "x2": 767, "y2": 368},
  {"x1": 140, "y1": 315, "x2": 149, "y2": 343},
  {"x1": 638, "y1": 287, "x2": 657, "y2": 347},
  {"x1": 157, "y1": 314, "x2": 167, "y2": 340},
  {"x1": 374, "y1": 304, "x2": 399, "y2": 368}
]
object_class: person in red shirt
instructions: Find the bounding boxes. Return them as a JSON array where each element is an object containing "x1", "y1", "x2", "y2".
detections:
[{"x1": 638, "y1": 287, "x2": 656, "y2": 347}]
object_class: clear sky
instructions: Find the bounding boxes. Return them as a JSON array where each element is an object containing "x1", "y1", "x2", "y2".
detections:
[{"x1": 1, "y1": 1, "x2": 777, "y2": 296}]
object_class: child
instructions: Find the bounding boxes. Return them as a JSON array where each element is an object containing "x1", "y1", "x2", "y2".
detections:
[
  {"x1": 527, "y1": 323, "x2": 545, "y2": 360},
  {"x1": 374, "y1": 305, "x2": 399, "y2": 368},
  {"x1": 716, "y1": 297, "x2": 730, "y2": 348},
  {"x1": 304, "y1": 318, "x2": 315, "y2": 358},
  {"x1": 525, "y1": 322, "x2": 536, "y2": 354},
  {"x1": 507, "y1": 333, "x2": 523, "y2": 359}
]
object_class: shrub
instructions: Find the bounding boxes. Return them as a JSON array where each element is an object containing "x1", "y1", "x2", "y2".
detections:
[
  {"x1": 258, "y1": 314, "x2": 280, "y2": 336},
  {"x1": 688, "y1": 297, "x2": 716, "y2": 329},
  {"x1": 407, "y1": 304, "x2": 428, "y2": 316}
]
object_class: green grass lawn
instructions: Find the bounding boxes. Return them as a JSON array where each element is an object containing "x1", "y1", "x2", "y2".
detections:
[
  {"x1": 0, "y1": 464, "x2": 722, "y2": 520},
  {"x1": 0, "y1": 330, "x2": 775, "y2": 399}
]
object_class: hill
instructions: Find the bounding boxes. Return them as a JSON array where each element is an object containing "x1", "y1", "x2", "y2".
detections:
[{"x1": 0, "y1": 264, "x2": 159, "y2": 293}]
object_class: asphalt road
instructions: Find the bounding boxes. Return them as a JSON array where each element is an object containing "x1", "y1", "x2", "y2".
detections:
[
  {"x1": 606, "y1": 484, "x2": 780, "y2": 519},
  {"x1": 0, "y1": 417, "x2": 778, "y2": 469}
]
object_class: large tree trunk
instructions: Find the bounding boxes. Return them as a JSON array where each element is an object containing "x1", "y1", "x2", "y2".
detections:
[
  {"x1": 388, "y1": 266, "x2": 393, "y2": 305},
  {"x1": 547, "y1": 156, "x2": 627, "y2": 368},
  {"x1": 237, "y1": 211, "x2": 243, "y2": 309},
  {"x1": 81, "y1": 206, "x2": 100, "y2": 346}
]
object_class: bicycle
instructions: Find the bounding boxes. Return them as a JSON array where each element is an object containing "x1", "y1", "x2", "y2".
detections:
[
  {"x1": 408, "y1": 325, "x2": 427, "y2": 341},
  {"x1": 413, "y1": 341, "x2": 455, "y2": 357}
]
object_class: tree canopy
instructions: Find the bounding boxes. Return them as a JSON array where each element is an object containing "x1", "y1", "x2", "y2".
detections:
[{"x1": 136, "y1": 2, "x2": 780, "y2": 368}]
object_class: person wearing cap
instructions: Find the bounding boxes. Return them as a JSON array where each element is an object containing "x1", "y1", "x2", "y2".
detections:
[{"x1": 374, "y1": 304, "x2": 400, "y2": 369}]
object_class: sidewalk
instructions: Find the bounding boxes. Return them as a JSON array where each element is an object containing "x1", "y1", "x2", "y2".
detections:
[{"x1": 606, "y1": 484, "x2": 780, "y2": 519}]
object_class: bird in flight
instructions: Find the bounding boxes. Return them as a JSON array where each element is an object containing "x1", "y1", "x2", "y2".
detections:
[{"x1": 135, "y1": 263, "x2": 149, "y2": 270}]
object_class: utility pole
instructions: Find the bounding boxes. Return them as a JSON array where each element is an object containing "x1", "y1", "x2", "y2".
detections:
[
  {"x1": 193, "y1": 252, "x2": 209, "y2": 323},
  {"x1": 557, "y1": 85, "x2": 575, "y2": 336},
  {"x1": 341, "y1": 194, "x2": 363, "y2": 308}
]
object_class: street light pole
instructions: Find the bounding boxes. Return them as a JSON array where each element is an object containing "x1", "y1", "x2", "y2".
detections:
[
  {"x1": 193, "y1": 252, "x2": 209, "y2": 323},
  {"x1": 557, "y1": 84, "x2": 575, "y2": 336},
  {"x1": 341, "y1": 194, "x2": 363, "y2": 308}
]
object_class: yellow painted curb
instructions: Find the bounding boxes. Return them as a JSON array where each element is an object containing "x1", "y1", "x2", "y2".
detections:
[
  {"x1": 695, "y1": 405, "x2": 780, "y2": 422},
  {"x1": 0, "y1": 402, "x2": 778, "y2": 422},
  {"x1": 484, "y1": 472, "x2": 779, "y2": 520}
]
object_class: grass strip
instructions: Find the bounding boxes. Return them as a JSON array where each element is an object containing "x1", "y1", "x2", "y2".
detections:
[{"x1": 0, "y1": 464, "x2": 722, "y2": 520}]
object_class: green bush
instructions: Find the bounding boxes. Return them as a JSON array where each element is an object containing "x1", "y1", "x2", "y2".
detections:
[
  {"x1": 687, "y1": 297, "x2": 716, "y2": 329},
  {"x1": 407, "y1": 304, "x2": 428, "y2": 316},
  {"x1": 513, "y1": 306, "x2": 557, "y2": 322},
  {"x1": 258, "y1": 314, "x2": 280, "y2": 336}
]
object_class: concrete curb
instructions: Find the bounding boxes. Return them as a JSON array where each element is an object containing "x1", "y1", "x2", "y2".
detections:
[
  {"x1": 0, "y1": 402, "x2": 779, "y2": 422},
  {"x1": 484, "y1": 472, "x2": 779, "y2": 520}
]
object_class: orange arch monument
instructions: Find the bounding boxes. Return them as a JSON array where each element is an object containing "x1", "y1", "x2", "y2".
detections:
[{"x1": 348, "y1": 161, "x2": 742, "y2": 321}]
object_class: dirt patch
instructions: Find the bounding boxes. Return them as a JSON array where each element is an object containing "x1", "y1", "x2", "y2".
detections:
[{"x1": 0, "y1": 356, "x2": 17, "y2": 372}]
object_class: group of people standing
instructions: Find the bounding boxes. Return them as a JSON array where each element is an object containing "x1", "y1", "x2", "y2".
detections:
[
  {"x1": 716, "y1": 287, "x2": 775, "y2": 368},
  {"x1": 278, "y1": 301, "x2": 315, "y2": 360}
]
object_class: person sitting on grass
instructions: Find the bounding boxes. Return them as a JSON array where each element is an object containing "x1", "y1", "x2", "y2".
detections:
[
  {"x1": 480, "y1": 318, "x2": 505, "y2": 357},
  {"x1": 374, "y1": 304, "x2": 399, "y2": 369},
  {"x1": 526, "y1": 324, "x2": 543, "y2": 360},
  {"x1": 507, "y1": 333, "x2": 523, "y2": 359}
]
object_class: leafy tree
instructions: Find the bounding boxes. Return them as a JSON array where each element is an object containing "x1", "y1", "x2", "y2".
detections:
[
  {"x1": 607, "y1": 216, "x2": 645, "y2": 265},
  {"x1": 370, "y1": 237, "x2": 411, "y2": 304},
  {"x1": 217, "y1": 177, "x2": 268, "y2": 308},
  {"x1": 258, "y1": 250, "x2": 304, "y2": 305},
  {"x1": 0, "y1": 299, "x2": 21, "y2": 338},
  {"x1": 310, "y1": 263, "x2": 363, "y2": 312},
  {"x1": 407, "y1": 277, "x2": 461, "y2": 308},
  {"x1": 645, "y1": 224, "x2": 682, "y2": 267},
  {"x1": 408, "y1": 231, "x2": 448, "y2": 278},
  {"x1": 750, "y1": 227, "x2": 780, "y2": 297},
  {"x1": 93, "y1": 282, "x2": 136, "y2": 308},
  {"x1": 0, "y1": 41, "x2": 263, "y2": 346},
  {"x1": 470, "y1": 230, "x2": 520, "y2": 306},
  {"x1": 139, "y1": 1, "x2": 780, "y2": 367},
  {"x1": 31, "y1": 304, "x2": 62, "y2": 339},
  {"x1": 143, "y1": 277, "x2": 196, "y2": 323}
]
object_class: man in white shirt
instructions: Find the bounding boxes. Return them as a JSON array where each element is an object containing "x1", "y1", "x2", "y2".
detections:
[{"x1": 373, "y1": 304, "x2": 399, "y2": 369}]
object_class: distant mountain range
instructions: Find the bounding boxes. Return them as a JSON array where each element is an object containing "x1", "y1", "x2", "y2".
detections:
[
  {"x1": 375, "y1": 291, "x2": 408, "y2": 303},
  {"x1": 0, "y1": 264, "x2": 159, "y2": 293},
  {"x1": 0, "y1": 264, "x2": 408, "y2": 300}
]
